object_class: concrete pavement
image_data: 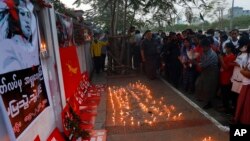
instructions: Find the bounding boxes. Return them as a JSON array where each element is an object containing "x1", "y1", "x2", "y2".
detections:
[{"x1": 92, "y1": 73, "x2": 229, "y2": 141}]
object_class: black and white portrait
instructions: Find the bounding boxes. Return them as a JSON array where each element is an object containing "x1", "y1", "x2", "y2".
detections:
[{"x1": 0, "y1": 0, "x2": 39, "y2": 74}]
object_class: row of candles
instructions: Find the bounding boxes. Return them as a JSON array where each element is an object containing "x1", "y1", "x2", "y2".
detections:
[{"x1": 108, "y1": 81, "x2": 183, "y2": 127}]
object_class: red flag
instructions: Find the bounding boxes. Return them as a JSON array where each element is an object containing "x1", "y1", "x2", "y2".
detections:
[{"x1": 59, "y1": 46, "x2": 82, "y2": 99}]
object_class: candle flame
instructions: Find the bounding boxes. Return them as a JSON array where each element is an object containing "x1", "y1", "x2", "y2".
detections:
[{"x1": 109, "y1": 81, "x2": 184, "y2": 127}]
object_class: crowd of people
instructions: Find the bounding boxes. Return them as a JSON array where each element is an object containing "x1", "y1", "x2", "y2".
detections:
[
  {"x1": 91, "y1": 27, "x2": 250, "y2": 125},
  {"x1": 128, "y1": 27, "x2": 250, "y2": 125}
]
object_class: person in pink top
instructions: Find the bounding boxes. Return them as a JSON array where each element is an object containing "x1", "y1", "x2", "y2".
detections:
[{"x1": 234, "y1": 38, "x2": 250, "y2": 125}]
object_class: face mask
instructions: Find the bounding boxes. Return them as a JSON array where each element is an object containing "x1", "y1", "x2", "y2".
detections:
[{"x1": 240, "y1": 46, "x2": 247, "y2": 52}]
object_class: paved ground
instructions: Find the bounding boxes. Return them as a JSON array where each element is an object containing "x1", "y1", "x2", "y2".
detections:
[{"x1": 92, "y1": 72, "x2": 229, "y2": 141}]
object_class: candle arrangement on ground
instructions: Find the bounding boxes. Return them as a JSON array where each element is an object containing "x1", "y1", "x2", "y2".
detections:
[
  {"x1": 202, "y1": 136, "x2": 214, "y2": 141},
  {"x1": 108, "y1": 81, "x2": 184, "y2": 127}
]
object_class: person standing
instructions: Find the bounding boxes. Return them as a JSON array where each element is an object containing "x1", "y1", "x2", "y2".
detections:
[
  {"x1": 100, "y1": 32, "x2": 109, "y2": 72},
  {"x1": 168, "y1": 32, "x2": 182, "y2": 88},
  {"x1": 234, "y1": 39, "x2": 250, "y2": 125},
  {"x1": 195, "y1": 37, "x2": 219, "y2": 109},
  {"x1": 218, "y1": 42, "x2": 236, "y2": 113},
  {"x1": 134, "y1": 30, "x2": 142, "y2": 71},
  {"x1": 231, "y1": 37, "x2": 249, "y2": 114},
  {"x1": 91, "y1": 35, "x2": 108, "y2": 73},
  {"x1": 127, "y1": 26, "x2": 136, "y2": 69},
  {"x1": 230, "y1": 29, "x2": 240, "y2": 54},
  {"x1": 141, "y1": 30, "x2": 158, "y2": 80},
  {"x1": 180, "y1": 38, "x2": 196, "y2": 93}
]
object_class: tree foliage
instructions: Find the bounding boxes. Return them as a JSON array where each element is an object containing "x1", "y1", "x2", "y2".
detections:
[
  {"x1": 51, "y1": 0, "x2": 76, "y2": 17},
  {"x1": 159, "y1": 16, "x2": 250, "y2": 32},
  {"x1": 72, "y1": 0, "x2": 207, "y2": 33}
]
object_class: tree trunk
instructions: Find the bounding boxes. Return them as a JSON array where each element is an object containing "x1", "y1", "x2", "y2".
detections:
[
  {"x1": 108, "y1": 0, "x2": 118, "y2": 72},
  {"x1": 120, "y1": 0, "x2": 128, "y2": 63},
  {"x1": 130, "y1": 8, "x2": 136, "y2": 27},
  {"x1": 110, "y1": 0, "x2": 118, "y2": 36}
]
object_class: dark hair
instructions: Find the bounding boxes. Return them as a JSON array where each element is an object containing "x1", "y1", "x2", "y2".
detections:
[
  {"x1": 200, "y1": 37, "x2": 211, "y2": 48},
  {"x1": 135, "y1": 30, "x2": 140, "y2": 34},
  {"x1": 225, "y1": 42, "x2": 236, "y2": 54},
  {"x1": 7, "y1": 0, "x2": 32, "y2": 42},
  {"x1": 183, "y1": 37, "x2": 191, "y2": 43},
  {"x1": 230, "y1": 29, "x2": 239, "y2": 33},
  {"x1": 169, "y1": 31, "x2": 176, "y2": 36},
  {"x1": 206, "y1": 29, "x2": 215, "y2": 36},
  {"x1": 240, "y1": 31, "x2": 249, "y2": 39},
  {"x1": 221, "y1": 34, "x2": 228, "y2": 41},
  {"x1": 144, "y1": 30, "x2": 151, "y2": 34},
  {"x1": 238, "y1": 37, "x2": 249, "y2": 49},
  {"x1": 142, "y1": 30, "x2": 151, "y2": 38},
  {"x1": 186, "y1": 29, "x2": 195, "y2": 35}
]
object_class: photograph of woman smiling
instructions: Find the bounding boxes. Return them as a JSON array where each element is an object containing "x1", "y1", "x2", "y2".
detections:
[{"x1": 0, "y1": 0, "x2": 39, "y2": 75}]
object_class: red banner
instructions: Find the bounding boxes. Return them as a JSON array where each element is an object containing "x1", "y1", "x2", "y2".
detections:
[
  {"x1": 34, "y1": 135, "x2": 41, "y2": 141},
  {"x1": 47, "y1": 128, "x2": 65, "y2": 141},
  {"x1": 59, "y1": 46, "x2": 81, "y2": 99}
]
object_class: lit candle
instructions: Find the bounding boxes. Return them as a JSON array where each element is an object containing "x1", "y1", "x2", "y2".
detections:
[
  {"x1": 170, "y1": 105, "x2": 175, "y2": 110},
  {"x1": 178, "y1": 113, "x2": 182, "y2": 118},
  {"x1": 149, "y1": 121, "x2": 152, "y2": 126},
  {"x1": 168, "y1": 113, "x2": 171, "y2": 118},
  {"x1": 138, "y1": 121, "x2": 140, "y2": 126},
  {"x1": 173, "y1": 116, "x2": 177, "y2": 120},
  {"x1": 131, "y1": 121, "x2": 134, "y2": 126},
  {"x1": 153, "y1": 117, "x2": 157, "y2": 122}
]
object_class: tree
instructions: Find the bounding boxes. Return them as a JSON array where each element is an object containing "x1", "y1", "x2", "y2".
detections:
[
  {"x1": 73, "y1": 0, "x2": 213, "y2": 33},
  {"x1": 198, "y1": 0, "x2": 229, "y2": 23},
  {"x1": 71, "y1": 0, "x2": 219, "y2": 73},
  {"x1": 185, "y1": 7, "x2": 193, "y2": 24}
]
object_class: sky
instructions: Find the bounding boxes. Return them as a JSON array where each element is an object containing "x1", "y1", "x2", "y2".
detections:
[
  {"x1": 60, "y1": 0, "x2": 250, "y2": 12},
  {"x1": 233, "y1": 0, "x2": 250, "y2": 10}
]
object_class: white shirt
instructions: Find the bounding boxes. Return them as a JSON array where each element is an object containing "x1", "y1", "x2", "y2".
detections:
[
  {"x1": 231, "y1": 40, "x2": 239, "y2": 49},
  {"x1": 231, "y1": 53, "x2": 248, "y2": 83}
]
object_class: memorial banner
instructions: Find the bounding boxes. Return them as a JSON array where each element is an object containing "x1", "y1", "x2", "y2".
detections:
[
  {"x1": 0, "y1": 0, "x2": 50, "y2": 140},
  {"x1": 0, "y1": 66, "x2": 50, "y2": 138}
]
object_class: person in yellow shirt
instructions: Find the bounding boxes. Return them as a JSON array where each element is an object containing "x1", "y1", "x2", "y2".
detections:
[{"x1": 91, "y1": 36, "x2": 108, "y2": 73}]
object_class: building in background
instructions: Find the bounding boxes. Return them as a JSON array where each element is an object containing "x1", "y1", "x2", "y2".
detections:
[{"x1": 228, "y1": 7, "x2": 250, "y2": 18}]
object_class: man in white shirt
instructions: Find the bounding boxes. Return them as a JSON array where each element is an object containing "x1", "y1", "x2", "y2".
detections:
[{"x1": 230, "y1": 29, "x2": 239, "y2": 49}]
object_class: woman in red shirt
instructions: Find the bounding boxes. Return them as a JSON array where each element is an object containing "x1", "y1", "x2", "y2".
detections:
[{"x1": 219, "y1": 42, "x2": 236, "y2": 113}]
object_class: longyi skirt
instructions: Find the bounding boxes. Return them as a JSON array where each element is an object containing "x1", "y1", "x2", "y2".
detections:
[{"x1": 234, "y1": 84, "x2": 250, "y2": 125}]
